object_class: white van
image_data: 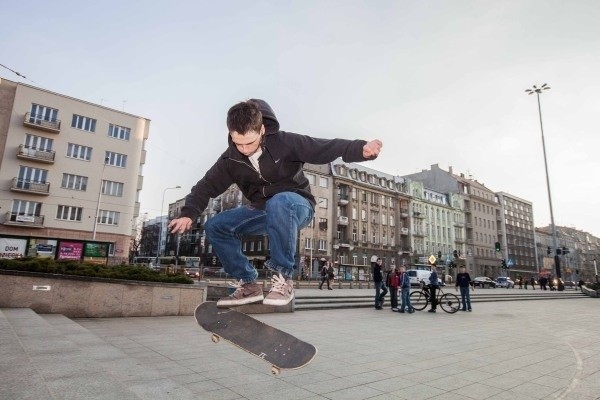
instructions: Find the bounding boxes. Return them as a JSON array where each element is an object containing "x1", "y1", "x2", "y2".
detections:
[{"x1": 406, "y1": 269, "x2": 444, "y2": 286}]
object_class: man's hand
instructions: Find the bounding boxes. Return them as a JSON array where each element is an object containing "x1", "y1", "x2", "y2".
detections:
[
  {"x1": 168, "y1": 217, "x2": 192, "y2": 234},
  {"x1": 363, "y1": 139, "x2": 383, "y2": 159}
]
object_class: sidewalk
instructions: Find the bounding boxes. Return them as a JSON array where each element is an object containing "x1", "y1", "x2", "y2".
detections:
[{"x1": 74, "y1": 297, "x2": 600, "y2": 400}]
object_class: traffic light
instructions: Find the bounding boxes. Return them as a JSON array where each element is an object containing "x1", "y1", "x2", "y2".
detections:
[
  {"x1": 547, "y1": 246, "x2": 552, "y2": 255},
  {"x1": 453, "y1": 250, "x2": 459, "y2": 259},
  {"x1": 562, "y1": 247, "x2": 570, "y2": 255},
  {"x1": 495, "y1": 242, "x2": 501, "y2": 252},
  {"x1": 501, "y1": 259, "x2": 507, "y2": 268},
  {"x1": 438, "y1": 251, "x2": 442, "y2": 259}
]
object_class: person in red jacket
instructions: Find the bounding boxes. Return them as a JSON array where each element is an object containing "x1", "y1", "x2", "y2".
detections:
[{"x1": 386, "y1": 266, "x2": 400, "y2": 311}]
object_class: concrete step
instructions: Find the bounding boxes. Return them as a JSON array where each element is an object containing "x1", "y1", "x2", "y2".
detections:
[
  {"x1": 0, "y1": 308, "x2": 140, "y2": 400},
  {"x1": 294, "y1": 291, "x2": 586, "y2": 311}
]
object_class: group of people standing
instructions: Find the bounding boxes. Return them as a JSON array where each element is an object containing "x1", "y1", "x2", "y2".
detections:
[
  {"x1": 372, "y1": 260, "x2": 476, "y2": 313},
  {"x1": 372, "y1": 258, "x2": 414, "y2": 313}
]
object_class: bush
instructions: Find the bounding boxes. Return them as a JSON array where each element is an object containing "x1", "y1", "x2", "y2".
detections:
[
  {"x1": 0, "y1": 258, "x2": 193, "y2": 284},
  {"x1": 587, "y1": 282, "x2": 600, "y2": 291}
]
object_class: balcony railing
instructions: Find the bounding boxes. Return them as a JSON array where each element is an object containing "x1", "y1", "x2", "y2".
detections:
[
  {"x1": 337, "y1": 216, "x2": 349, "y2": 225},
  {"x1": 413, "y1": 212, "x2": 425, "y2": 219},
  {"x1": 338, "y1": 195, "x2": 349, "y2": 206},
  {"x1": 413, "y1": 231, "x2": 425, "y2": 237},
  {"x1": 17, "y1": 144, "x2": 56, "y2": 163},
  {"x1": 400, "y1": 208, "x2": 409, "y2": 218},
  {"x1": 400, "y1": 227, "x2": 409, "y2": 235},
  {"x1": 11, "y1": 178, "x2": 50, "y2": 195},
  {"x1": 454, "y1": 221, "x2": 464, "y2": 227},
  {"x1": 454, "y1": 238, "x2": 466, "y2": 243},
  {"x1": 23, "y1": 112, "x2": 61, "y2": 133},
  {"x1": 1, "y1": 212, "x2": 45, "y2": 228}
]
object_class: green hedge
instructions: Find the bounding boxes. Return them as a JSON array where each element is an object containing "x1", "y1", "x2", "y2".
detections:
[{"x1": 0, "y1": 258, "x2": 193, "y2": 284}]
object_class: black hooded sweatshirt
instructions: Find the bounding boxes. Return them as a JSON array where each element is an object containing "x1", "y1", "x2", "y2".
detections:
[{"x1": 179, "y1": 99, "x2": 373, "y2": 220}]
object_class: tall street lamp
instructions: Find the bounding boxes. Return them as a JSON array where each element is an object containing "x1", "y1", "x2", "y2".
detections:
[
  {"x1": 156, "y1": 186, "x2": 181, "y2": 264},
  {"x1": 525, "y1": 84, "x2": 563, "y2": 288}
]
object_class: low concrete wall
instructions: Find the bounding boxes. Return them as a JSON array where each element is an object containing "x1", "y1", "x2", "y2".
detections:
[
  {"x1": 0, "y1": 270, "x2": 206, "y2": 318},
  {"x1": 581, "y1": 285, "x2": 599, "y2": 298}
]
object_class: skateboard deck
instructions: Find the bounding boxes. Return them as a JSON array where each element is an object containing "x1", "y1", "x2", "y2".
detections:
[{"x1": 195, "y1": 302, "x2": 317, "y2": 375}]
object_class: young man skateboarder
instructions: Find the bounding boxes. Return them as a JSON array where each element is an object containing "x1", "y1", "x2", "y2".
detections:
[{"x1": 169, "y1": 99, "x2": 382, "y2": 307}]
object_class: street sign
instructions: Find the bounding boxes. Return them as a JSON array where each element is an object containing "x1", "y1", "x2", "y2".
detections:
[
  {"x1": 507, "y1": 259, "x2": 514, "y2": 267},
  {"x1": 428, "y1": 255, "x2": 437, "y2": 265}
]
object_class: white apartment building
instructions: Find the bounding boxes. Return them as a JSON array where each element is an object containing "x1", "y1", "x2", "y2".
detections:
[{"x1": 0, "y1": 78, "x2": 149, "y2": 262}]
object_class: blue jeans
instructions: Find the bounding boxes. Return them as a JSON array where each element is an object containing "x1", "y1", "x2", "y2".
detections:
[
  {"x1": 400, "y1": 287, "x2": 412, "y2": 311},
  {"x1": 374, "y1": 282, "x2": 388, "y2": 306},
  {"x1": 460, "y1": 286, "x2": 471, "y2": 310},
  {"x1": 204, "y1": 192, "x2": 314, "y2": 283}
]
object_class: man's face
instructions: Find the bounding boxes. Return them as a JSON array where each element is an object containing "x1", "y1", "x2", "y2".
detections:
[{"x1": 230, "y1": 125, "x2": 264, "y2": 157}]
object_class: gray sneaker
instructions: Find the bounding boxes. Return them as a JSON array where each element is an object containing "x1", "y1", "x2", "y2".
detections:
[
  {"x1": 263, "y1": 274, "x2": 294, "y2": 306},
  {"x1": 216, "y1": 280, "x2": 264, "y2": 308}
]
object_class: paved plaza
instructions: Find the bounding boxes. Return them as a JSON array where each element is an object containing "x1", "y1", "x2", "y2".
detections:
[{"x1": 68, "y1": 295, "x2": 600, "y2": 400}]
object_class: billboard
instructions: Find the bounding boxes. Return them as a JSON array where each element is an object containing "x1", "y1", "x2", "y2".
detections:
[
  {"x1": 57, "y1": 241, "x2": 83, "y2": 260},
  {"x1": 0, "y1": 238, "x2": 28, "y2": 259}
]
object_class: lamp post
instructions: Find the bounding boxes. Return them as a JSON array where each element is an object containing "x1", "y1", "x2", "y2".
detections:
[
  {"x1": 92, "y1": 157, "x2": 109, "y2": 240},
  {"x1": 156, "y1": 186, "x2": 181, "y2": 264},
  {"x1": 525, "y1": 84, "x2": 563, "y2": 288}
]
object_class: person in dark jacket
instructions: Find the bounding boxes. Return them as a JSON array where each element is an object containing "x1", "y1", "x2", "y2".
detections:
[
  {"x1": 398, "y1": 265, "x2": 414, "y2": 313},
  {"x1": 169, "y1": 99, "x2": 382, "y2": 308},
  {"x1": 428, "y1": 266, "x2": 439, "y2": 313},
  {"x1": 372, "y1": 257, "x2": 388, "y2": 309},
  {"x1": 386, "y1": 266, "x2": 400, "y2": 311},
  {"x1": 455, "y1": 266, "x2": 474, "y2": 311}
]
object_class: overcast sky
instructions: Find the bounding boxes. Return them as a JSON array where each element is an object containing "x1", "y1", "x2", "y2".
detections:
[{"x1": 2, "y1": 0, "x2": 599, "y2": 237}]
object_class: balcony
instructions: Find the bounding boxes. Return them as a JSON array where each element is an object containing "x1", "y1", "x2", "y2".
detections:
[
  {"x1": 338, "y1": 195, "x2": 349, "y2": 206},
  {"x1": 11, "y1": 178, "x2": 50, "y2": 195},
  {"x1": 337, "y1": 216, "x2": 349, "y2": 225},
  {"x1": 455, "y1": 238, "x2": 466, "y2": 244},
  {"x1": 467, "y1": 239, "x2": 474, "y2": 245},
  {"x1": 413, "y1": 231, "x2": 425, "y2": 237},
  {"x1": 1, "y1": 212, "x2": 45, "y2": 228},
  {"x1": 23, "y1": 112, "x2": 61, "y2": 133},
  {"x1": 413, "y1": 212, "x2": 425, "y2": 219},
  {"x1": 400, "y1": 227, "x2": 409, "y2": 235},
  {"x1": 464, "y1": 207, "x2": 472, "y2": 214},
  {"x1": 465, "y1": 223, "x2": 473, "y2": 229},
  {"x1": 17, "y1": 145, "x2": 56, "y2": 163},
  {"x1": 400, "y1": 208, "x2": 409, "y2": 218},
  {"x1": 454, "y1": 221, "x2": 464, "y2": 227},
  {"x1": 401, "y1": 247, "x2": 411, "y2": 254}
]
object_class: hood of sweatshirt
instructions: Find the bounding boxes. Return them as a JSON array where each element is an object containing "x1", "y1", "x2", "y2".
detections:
[{"x1": 226, "y1": 99, "x2": 280, "y2": 149}]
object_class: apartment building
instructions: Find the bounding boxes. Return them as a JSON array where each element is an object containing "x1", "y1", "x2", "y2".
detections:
[
  {"x1": 496, "y1": 192, "x2": 537, "y2": 277},
  {"x1": 331, "y1": 159, "x2": 411, "y2": 279},
  {"x1": 406, "y1": 179, "x2": 466, "y2": 268},
  {"x1": 403, "y1": 164, "x2": 500, "y2": 277},
  {"x1": 0, "y1": 78, "x2": 149, "y2": 262}
]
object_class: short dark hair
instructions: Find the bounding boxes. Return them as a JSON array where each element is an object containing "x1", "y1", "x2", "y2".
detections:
[{"x1": 227, "y1": 100, "x2": 262, "y2": 135}]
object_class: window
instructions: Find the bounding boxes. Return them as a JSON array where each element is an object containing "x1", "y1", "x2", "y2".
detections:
[
  {"x1": 17, "y1": 166, "x2": 48, "y2": 188},
  {"x1": 24, "y1": 134, "x2": 53, "y2": 151},
  {"x1": 304, "y1": 238, "x2": 312, "y2": 249},
  {"x1": 97, "y1": 210, "x2": 120, "y2": 225},
  {"x1": 319, "y1": 177, "x2": 328, "y2": 188},
  {"x1": 71, "y1": 114, "x2": 97, "y2": 132},
  {"x1": 250, "y1": 242, "x2": 254, "y2": 251},
  {"x1": 381, "y1": 212, "x2": 387, "y2": 225},
  {"x1": 108, "y1": 124, "x2": 130, "y2": 140},
  {"x1": 105, "y1": 151, "x2": 127, "y2": 168},
  {"x1": 352, "y1": 207, "x2": 357, "y2": 220},
  {"x1": 11, "y1": 199, "x2": 42, "y2": 217},
  {"x1": 30, "y1": 104, "x2": 58, "y2": 123},
  {"x1": 257, "y1": 241, "x2": 262, "y2": 251},
  {"x1": 56, "y1": 205, "x2": 83, "y2": 221},
  {"x1": 102, "y1": 180, "x2": 124, "y2": 197},
  {"x1": 318, "y1": 239, "x2": 327, "y2": 251},
  {"x1": 318, "y1": 198, "x2": 328, "y2": 208},
  {"x1": 351, "y1": 187, "x2": 357, "y2": 200},
  {"x1": 306, "y1": 173, "x2": 316, "y2": 185},
  {"x1": 67, "y1": 143, "x2": 92, "y2": 161},
  {"x1": 389, "y1": 214, "x2": 395, "y2": 226},
  {"x1": 361, "y1": 209, "x2": 366, "y2": 221},
  {"x1": 62, "y1": 173, "x2": 88, "y2": 191}
]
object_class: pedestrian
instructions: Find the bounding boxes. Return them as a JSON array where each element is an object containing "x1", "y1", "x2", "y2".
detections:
[
  {"x1": 540, "y1": 276, "x2": 548, "y2": 290},
  {"x1": 428, "y1": 265, "x2": 440, "y2": 313},
  {"x1": 530, "y1": 276, "x2": 536, "y2": 290},
  {"x1": 326, "y1": 262, "x2": 335, "y2": 290},
  {"x1": 386, "y1": 266, "x2": 400, "y2": 311},
  {"x1": 517, "y1": 274, "x2": 523, "y2": 289},
  {"x1": 168, "y1": 99, "x2": 382, "y2": 307},
  {"x1": 455, "y1": 266, "x2": 474, "y2": 312},
  {"x1": 318, "y1": 261, "x2": 332, "y2": 290},
  {"x1": 398, "y1": 265, "x2": 414, "y2": 313},
  {"x1": 372, "y1": 257, "x2": 388, "y2": 309},
  {"x1": 524, "y1": 277, "x2": 529, "y2": 290}
]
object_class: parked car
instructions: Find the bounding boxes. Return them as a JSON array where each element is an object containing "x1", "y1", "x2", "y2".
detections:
[
  {"x1": 473, "y1": 277, "x2": 496, "y2": 288},
  {"x1": 406, "y1": 269, "x2": 445, "y2": 287},
  {"x1": 185, "y1": 268, "x2": 200, "y2": 278},
  {"x1": 495, "y1": 277, "x2": 514, "y2": 288}
]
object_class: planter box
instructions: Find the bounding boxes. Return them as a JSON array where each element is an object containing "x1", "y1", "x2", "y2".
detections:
[
  {"x1": 0, "y1": 270, "x2": 206, "y2": 317},
  {"x1": 581, "y1": 285, "x2": 599, "y2": 298}
]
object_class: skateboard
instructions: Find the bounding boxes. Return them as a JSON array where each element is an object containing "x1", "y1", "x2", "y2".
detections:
[{"x1": 194, "y1": 302, "x2": 317, "y2": 375}]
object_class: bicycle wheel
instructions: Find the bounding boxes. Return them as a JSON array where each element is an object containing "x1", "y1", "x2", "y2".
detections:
[
  {"x1": 439, "y1": 293, "x2": 460, "y2": 314},
  {"x1": 410, "y1": 290, "x2": 428, "y2": 311}
]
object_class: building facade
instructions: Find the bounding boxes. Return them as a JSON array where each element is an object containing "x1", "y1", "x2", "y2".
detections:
[{"x1": 0, "y1": 78, "x2": 149, "y2": 262}]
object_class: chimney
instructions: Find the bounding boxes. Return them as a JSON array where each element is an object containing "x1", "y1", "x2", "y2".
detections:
[{"x1": 449, "y1": 166, "x2": 453, "y2": 174}]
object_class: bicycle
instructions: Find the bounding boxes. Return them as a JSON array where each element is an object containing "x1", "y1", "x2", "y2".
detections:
[{"x1": 410, "y1": 282, "x2": 461, "y2": 313}]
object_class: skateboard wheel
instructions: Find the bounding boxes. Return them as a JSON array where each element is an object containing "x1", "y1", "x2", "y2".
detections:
[
  {"x1": 211, "y1": 334, "x2": 220, "y2": 343},
  {"x1": 271, "y1": 366, "x2": 280, "y2": 375}
]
